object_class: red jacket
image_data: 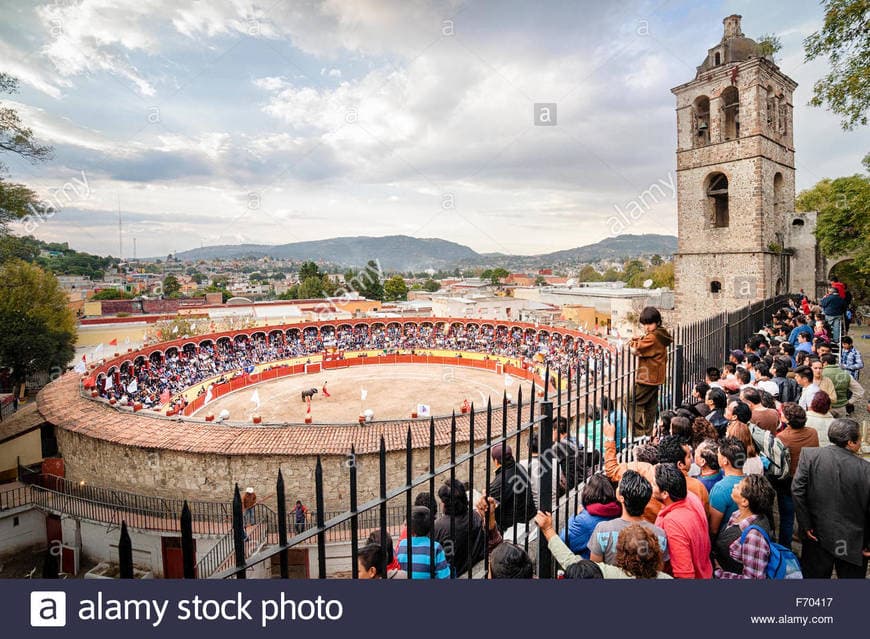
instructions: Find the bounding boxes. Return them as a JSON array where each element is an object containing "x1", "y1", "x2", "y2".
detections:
[{"x1": 655, "y1": 493, "x2": 712, "y2": 579}]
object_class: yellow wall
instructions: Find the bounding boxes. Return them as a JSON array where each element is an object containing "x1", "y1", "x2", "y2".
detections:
[
  {"x1": 561, "y1": 305, "x2": 610, "y2": 328},
  {"x1": 84, "y1": 301, "x2": 102, "y2": 316},
  {"x1": 0, "y1": 429, "x2": 42, "y2": 475}
]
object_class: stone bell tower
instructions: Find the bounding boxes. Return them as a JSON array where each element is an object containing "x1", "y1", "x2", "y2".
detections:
[{"x1": 672, "y1": 15, "x2": 806, "y2": 322}]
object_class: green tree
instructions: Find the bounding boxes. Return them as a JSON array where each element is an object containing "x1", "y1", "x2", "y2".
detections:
[
  {"x1": 422, "y1": 278, "x2": 441, "y2": 292},
  {"x1": 797, "y1": 164, "x2": 870, "y2": 278},
  {"x1": 1, "y1": 74, "x2": 53, "y2": 232},
  {"x1": 358, "y1": 260, "x2": 384, "y2": 301},
  {"x1": 191, "y1": 272, "x2": 205, "y2": 285},
  {"x1": 577, "y1": 265, "x2": 601, "y2": 282},
  {"x1": 298, "y1": 276, "x2": 324, "y2": 299},
  {"x1": 162, "y1": 274, "x2": 181, "y2": 296},
  {"x1": 534, "y1": 275, "x2": 547, "y2": 286},
  {"x1": 91, "y1": 288, "x2": 133, "y2": 300},
  {"x1": 0, "y1": 234, "x2": 39, "y2": 263},
  {"x1": 299, "y1": 261, "x2": 321, "y2": 281},
  {"x1": 757, "y1": 33, "x2": 783, "y2": 60},
  {"x1": 321, "y1": 274, "x2": 338, "y2": 297},
  {"x1": 650, "y1": 254, "x2": 664, "y2": 267},
  {"x1": 804, "y1": 0, "x2": 870, "y2": 129},
  {"x1": 278, "y1": 285, "x2": 299, "y2": 300},
  {"x1": 0, "y1": 261, "x2": 75, "y2": 389},
  {"x1": 602, "y1": 267, "x2": 621, "y2": 282},
  {"x1": 384, "y1": 275, "x2": 409, "y2": 301},
  {"x1": 489, "y1": 267, "x2": 509, "y2": 285}
]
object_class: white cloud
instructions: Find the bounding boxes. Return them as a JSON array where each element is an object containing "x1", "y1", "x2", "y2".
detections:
[
  {"x1": 36, "y1": 0, "x2": 160, "y2": 96},
  {"x1": 0, "y1": 40, "x2": 70, "y2": 99}
]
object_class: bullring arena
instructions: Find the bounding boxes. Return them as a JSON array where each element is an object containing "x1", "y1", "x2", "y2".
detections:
[
  {"x1": 35, "y1": 318, "x2": 611, "y2": 513},
  {"x1": 197, "y1": 364, "x2": 521, "y2": 423}
]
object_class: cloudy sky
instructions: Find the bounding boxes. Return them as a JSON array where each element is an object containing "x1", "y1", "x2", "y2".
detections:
[{"x1": 0, "y1": 0, "x2": 866, "y2": 258}]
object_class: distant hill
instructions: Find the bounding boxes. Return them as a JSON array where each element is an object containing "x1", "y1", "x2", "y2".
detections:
[
  {"x1": 538, "y1": 234, "x2": 677, "y2": 263},
  {"x1": 171, "y1": 233, "x2": 677, "y2": 271},
  {"x1": 173, "y1": 235, "x2": 479, "y2": 271},
  {"x1": 474, "y1": 234, "x2": 678, "y2": 270}
]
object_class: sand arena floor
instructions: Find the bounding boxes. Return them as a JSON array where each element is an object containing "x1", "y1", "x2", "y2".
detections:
[{"x1": 193, "y1": 363, "x2": 527, "y2": 423}]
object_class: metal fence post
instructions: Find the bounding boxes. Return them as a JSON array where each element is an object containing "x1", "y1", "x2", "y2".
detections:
[
  {"x1": 538, "y1": 399, "x2": 554, "y2": 579},
  {"x1": 315, "y1": 456, "x2": 326, "y2": 578},
  {"x1": 180, "y1": 501, "x2": 195, "y2": 578},
  {"x1": 118, "y1": 521, "x2": 133, "y2": 578},
  {"x1": 232, "y1": 484, "x2": 246, "y2": 579},
  {"x1": 673, "y1": 344, "x2": 685, "y2": 408},
  {"x1": 276, "y1": 470, "x2": 289, "y2": 579}
]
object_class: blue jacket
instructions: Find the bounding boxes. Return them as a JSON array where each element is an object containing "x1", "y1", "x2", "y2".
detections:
[
  {"x1": 820, "y1": 293, "x2": 846, "y2": 317},
  {"x1": 560, "y1": 502, "x2": 621, "y2": 557},
  {"x1": 787, "y1": 324, "x2": 813, "y2": 346}
]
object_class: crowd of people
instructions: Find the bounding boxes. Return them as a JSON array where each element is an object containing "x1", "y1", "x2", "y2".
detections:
[
  {"x1": 94, "y1": 322, "x2": 610, "y2": 410},
  {"x1": 356, "y1": 287, "x2": 869, "y2": 580}
]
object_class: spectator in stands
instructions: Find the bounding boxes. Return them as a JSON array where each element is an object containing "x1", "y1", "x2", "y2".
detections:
[
  {"x1": 563, "y1": 560, "x2": 604, "y2": 579},
  {"x1": 536, "y1": 512, "x2": 671, "y2": 579},
  {"x1": 772, "y1": 360, "x2": 800, "y2": 403},
  {"x1": 819, "y1": 286, "x2": 846, "y2": 342},
  {"x1": 657, "y1": 435, "x2": 710, "y2": 518},
  {"x1": 740, "y1": 387, "x2": 778, "y2": 435},
  {"x1": 821, "y1": 353, "x2": 851, "y2": 410},
  {"x1": 709, "y1": 437, "x2": 747, "y2": 537},
  {"x1": 805, "y1": 391, "x2": 834, "y2": 446},
  {"x1": 560, "y1": 473, "x2": 620, "y2": 557},
  {"x1": 810, "y1": 359, "x2": 837, "y2": 407},
  {"x1": 752, "y1": 362, "x2": 780, "y2": 399},
  {"x1": 667, "y1": 415, "x2": 693, "y2": 443},
  {"x1": 434, "y1": 478, "x2": 485, "y2": 576},
  {"x1": 487, "y1": 443, "x2": 536, "y2": 535},
  {"x1": 735, "y1": 368, "x2": 752, "y2": 391},
  {"x1": 396, "y1": 506, "x2": 451, "y2": 579},
  {"x1": 725, "y1": 402, "x2": 763, "y2": 476},
  {"x1": 357, "y1": 543, "x2": 388, "y2": 579},
  {"x1": 780, "y1": 342, "x2": 797, "y2": 369},
  {"x1": 793, "y1": 419, "x2": 870, "y2": 578},
  {"x1": 704, "y1": 388, "x2": 729, "y2": 438},
  {"x1": 840, "y1": 336, "x2": 863, "y2": 380},
  {"x1": 690, "y1": 417, "x2": 718, "y2": 449},
  {"x1": 788, "y1": 316, "x2": 813, "y2": 346},
  {"x1": 795, "y1": 366, "x2": 819, "y2": 411},
  {"x1": 714, "y1": 475, "x2": 776, "y2": 579},
  {"x1": 366, "y1": 530, "x2": 406, "y2": 579},
  {"x1": 705, "y1": 367, "x2": 723, "y2": 389},
  {"x1": 775, "y1": 402, "x2": 818, "y2": 547},
  {"x1": 813, "y1": 319, "x2": 830, "y2": 343},
  {"x1": 626, "y1": 306, "x2": 673, "y2": 437},
  {"x1": 795, "y1": 331, "x2": 814, "y2": 358},
  {"x1": 602, "y1": 420, "x2": 661, "y2": 524},
  {"x1": 519, "y1": 433, "x2": 553, "y2": 509},
  {"x1": 651, "y1": 463, "x2": 712, "y2": 579},
  {"x1": 694, "y1": 439, "x2": 723, "y2": 493},
  {"x1": 587, "y1": 470, "x2": 669, "y2": 567},
  {"x1": 683, "y1": 382, "x2": 711, "y2": 417}
]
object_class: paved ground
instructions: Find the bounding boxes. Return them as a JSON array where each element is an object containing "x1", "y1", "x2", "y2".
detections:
[{"x1": 194, "y1": 363, "x2": 524, "y2": 423}]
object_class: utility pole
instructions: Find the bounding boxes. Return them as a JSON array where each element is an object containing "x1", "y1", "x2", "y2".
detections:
[{"x1": 117, "y1": 195, "x2": 122, "y2": 260}]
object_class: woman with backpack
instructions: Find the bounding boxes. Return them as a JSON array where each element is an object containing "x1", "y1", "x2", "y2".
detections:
[{"x1": 714, "y1": 475, "x2": 777, "y2": 579}]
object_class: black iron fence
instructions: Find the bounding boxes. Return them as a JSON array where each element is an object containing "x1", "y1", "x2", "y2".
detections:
[{"x1": 28, "y1": 295, "x2": 794, "y2": 579}]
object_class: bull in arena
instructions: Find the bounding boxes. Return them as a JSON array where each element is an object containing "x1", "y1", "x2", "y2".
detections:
[{"x1": 301, "y1": 388, "x2": 318, "y2": 401}]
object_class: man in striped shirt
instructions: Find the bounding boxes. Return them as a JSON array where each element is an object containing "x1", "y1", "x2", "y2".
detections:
[{"x1": 397, "y1": 506, "x2": 451, "y2": 579}]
